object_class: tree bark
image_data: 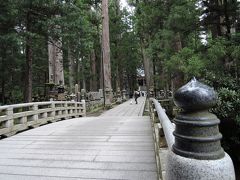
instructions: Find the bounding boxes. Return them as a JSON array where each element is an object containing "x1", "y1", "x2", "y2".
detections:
[
  {"x1": 1, "y1": 49, "x2": 5, "y2": 104},
  {"x1": 102, "y1": 0, "x2": 112, "y2": 105},
  {"x1": 48, "y1": 37, "x2": 64, "y2": 85},
  {"x1": 24, "y1": 11, "x2": 33, "y2": 103},
  {"x1": 68, "y1": 47, "x2": 74, "y2": 93},
  {"x1": 140, "y1": 40, "x2": 152, "y2": 96},
  {"x1": 77, "y1": 57, "x2": 81, "y2": 90},
  {"x1": 90, "y1": 49, "x2": 97, "y2": 91},
  {"x1": 173, "y1": 32, "x2": 184, "y2": 90},
  {"x1": 115, "y1": 0, "x2": 121, "y2": 92}
]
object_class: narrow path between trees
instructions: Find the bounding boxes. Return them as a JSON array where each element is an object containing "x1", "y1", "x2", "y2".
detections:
[{"x1": 0, "y1": 97, "x2": 157, "y2": 180}]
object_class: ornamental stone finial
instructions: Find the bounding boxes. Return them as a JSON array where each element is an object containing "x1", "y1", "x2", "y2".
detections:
[
  {"x1": 166, "y1": 78, "x2": 235, "y2": 179},
  {"x1": 173, "y1": 78, "x2": 217, "y2": 111},
  {"x1": 172, "y1": 78, "x2": 224, "y2": 160}
]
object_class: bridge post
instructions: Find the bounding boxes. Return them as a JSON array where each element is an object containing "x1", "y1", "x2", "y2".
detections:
[
  {"x1": 6, "y1": 107, "x2": 13, "y2": 130},
  {"x1": 166, "y1": 78, "x2": 235, "y2": 180},
  {"x1": 64, "y1": 102, "x2": 68, "y2": 116},
  {"x1": 33, "y1": 104, "x2": 39, "y2": 121},
  {"x1": 81, "y1": 100, "x2": 86, "y2": 117},
  {"x1": 50, "y1": 102, "x2": 55, "y2": 118}
]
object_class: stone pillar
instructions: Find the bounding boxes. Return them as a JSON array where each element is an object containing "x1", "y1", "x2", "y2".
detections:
[
  {"x1": 105, "y1": 87, "x2": 112, "y2": 108},
  {"x1": 33, "y1": 104, "x2": 39, "y2": 121},
  {"x1": 64, "y1": 102, "x2": 68, "y2": 115},
  {"x1": 6, "y1": 107, "x2": 14, "y2": 129},
  {"x1": 166, "y1": 78, "x2": 235, "y2": 180},
  {"x1": 99, "y1": 89, "x2": 103, "y2": 99},
  {"x1": 122, "y1": 89, "x2": 126, "y2": 101},
  {"x1": 149, "y1": 86, "x2": 154, "y2": 97},
  {"x1": 81, "y1": 100, "x2": 86, "y2": 117},
  {"x1": 116, "y1": 87, "x2": 122, "y2": 104},
  {"x1": 74, "y1": 84, "x2": 79, "y2": 101},
  {"x1": 50, "y1": 102, "x2": 55, "y2": 119},
  {"x1": 81, "y1": 89, "x2": 85, "y2": 100}
]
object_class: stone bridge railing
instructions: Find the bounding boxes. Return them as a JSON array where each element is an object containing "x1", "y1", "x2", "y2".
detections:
[
  {"x1": 0, "y1": 101, "x2": 86, "y2": 137},
  {"x1": 149, "y1": 78, "x2": 235, "y2": 180}
]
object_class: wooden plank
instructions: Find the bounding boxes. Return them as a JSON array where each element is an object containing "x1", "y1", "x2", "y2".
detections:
[{"x1": 0, "y1": 98, "x2": 157, "y2": 180}]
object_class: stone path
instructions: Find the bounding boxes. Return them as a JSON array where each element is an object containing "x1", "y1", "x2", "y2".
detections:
[{"x1": 0, "y1": 97, "x2": 157, "y2": 180}]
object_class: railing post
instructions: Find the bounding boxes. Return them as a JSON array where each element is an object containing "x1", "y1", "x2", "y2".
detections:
[
  {"x1": 166, "y1": 78, "x2": 235, "y2": 180},
  {"x1": 6, "y1": 107, "x2": 14, "y2": 130},
  {"x1": 64, "y1": 102, "x2": 68, "y2": 115},
  {"x1": 33, "y1": 104, "x2": 39, "y2": 121},
  {"x1": 81, "y1": 100, "x2": 86, "y2": 117},
  {"x1": 50, "y1": 102, "x2": 55, "y2": 118}
]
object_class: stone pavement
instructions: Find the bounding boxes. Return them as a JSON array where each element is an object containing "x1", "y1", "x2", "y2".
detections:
[{"x1": 0, "y1": 97, "x2": 157, "y2": 180}]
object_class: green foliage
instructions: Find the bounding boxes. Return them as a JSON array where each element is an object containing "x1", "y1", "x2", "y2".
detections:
[
  {"x1": 212, "y1": 88, "x2": 240, "y2": 150},
  {"x1": 206, "y1": 38, "x2": 228, "y2": 67},
  {"x1": 167, "y1": 1, "x2": 198, "y2": 33},
  {"x1": 165, "y1": 47, "x2": 204, "y2": 80},
  {"x1": 213, "y1": 88, "x2": 240, "y2": 120}
]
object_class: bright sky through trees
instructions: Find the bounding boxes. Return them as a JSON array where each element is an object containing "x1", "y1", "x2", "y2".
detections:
[{"x1": 120, "y1": 0, "x2": 128, "y2": 9}]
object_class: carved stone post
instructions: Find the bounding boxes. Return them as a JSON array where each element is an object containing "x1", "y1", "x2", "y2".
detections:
[
  {"x1": 166, "y1": 78, "x2": 235, "y2": 180},
  {"x1": 6, "y1": 107, "x2": 13, "y2": 130},
  {"x1": 74, "y1": 84, "x2": 79, "y2": 101},
  {"x1": 149, "y1": 87, "x2": 154, "y2": 97},
  {"x1": 33, "y1": 104, "x2": 39, "y2": 121},
  {"x1": 81, "y1": 89, "x2": 85, "y2": 101},
  {"x1": 122, "y1": 89, "x2": 126, "y2": 101},
  {"x1": 50, "y1": 102, "x2": 56, "y2": 122},
  {"x1": 105, "y1": 87, "x2": 112, "y2": 108},
  {"x1": 116, "y1": 87, "x2": 122, "y2": 104}
]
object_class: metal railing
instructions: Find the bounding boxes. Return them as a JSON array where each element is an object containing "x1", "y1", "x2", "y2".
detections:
[{"x1": 0, "y1": 101, "x2": 86, "y2": 137}]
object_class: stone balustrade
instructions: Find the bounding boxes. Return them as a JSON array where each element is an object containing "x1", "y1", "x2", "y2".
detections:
[
  {"x1": 149, "y1": 78, "x2": 235, "y2": 180},
  {"x1": 0, "y1": 101, "x2": 86, "y2": 137}
]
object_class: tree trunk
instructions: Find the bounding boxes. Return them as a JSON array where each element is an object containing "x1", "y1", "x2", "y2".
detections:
[
  {"x1": 140, "y1": 41, "x2": 151, "y2": 96},
  {"x1": 81, "y1": 59, "x2": 86, "y2": 90},
  {"x1": 24, "y1": 11, "x2": 33, "y2": 103},
  {"x1": 48, "y1": 38, "x2": 55, "y2": 84},
  {"x1": 48, "y1": 37, "x2": 64, "y2": 85},
  {"x1": 68, "y1": 47, "x2": 74, "y2": 93},
  {"x1": 174, "y1": 32, "x2": 182, "y2": 52},
  {"x1": 102, "y1": 0, "x2": 112, "y2": 105},
  {"x1": 173, "y1": 32, "x2": 184, "y2": 89},
  {"x1": 96, "y1": 17, "x2": 103, "y2": 90},
  {"x1": 115, "y1": 0, "x2": 121, "y2": 92},
  {"x1": 90, "y1": 49, "x2": 97, "y2": 91},
  {"x1": 77, "y1": 57, "x2": 81, "y2": 90},
  {"x1": 1, "y1": 49, "x2": 5, "y2": 104}
]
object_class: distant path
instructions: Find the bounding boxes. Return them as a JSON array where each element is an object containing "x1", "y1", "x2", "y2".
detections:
[
  {"x1": 101, "y1": 97, "x2": 146, "y2": 117},
  {"x1": 0, "y1": 97, "x2": 157, "y2": 180}
]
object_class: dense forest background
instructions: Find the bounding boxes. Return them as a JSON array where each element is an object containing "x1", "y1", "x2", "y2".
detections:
[
  {"x1": 0, "y1": 0, "x2": 141, "y2": 104},
  {"x1": 1, "y1": 0, "x2": 240, "y2": 170}
]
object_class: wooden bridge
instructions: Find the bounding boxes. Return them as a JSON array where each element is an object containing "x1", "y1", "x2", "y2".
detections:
[
  {"x1": 0, "y1": 79, "x2": 236, "y2": 180},
  {"x1": 0, "y1": 97, "x2": 158, "y2": 180}
]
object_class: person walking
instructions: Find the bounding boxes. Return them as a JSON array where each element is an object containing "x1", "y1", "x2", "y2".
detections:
[{"x1": 134, "y1": 90, "x2": 140, "y2": 104}]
